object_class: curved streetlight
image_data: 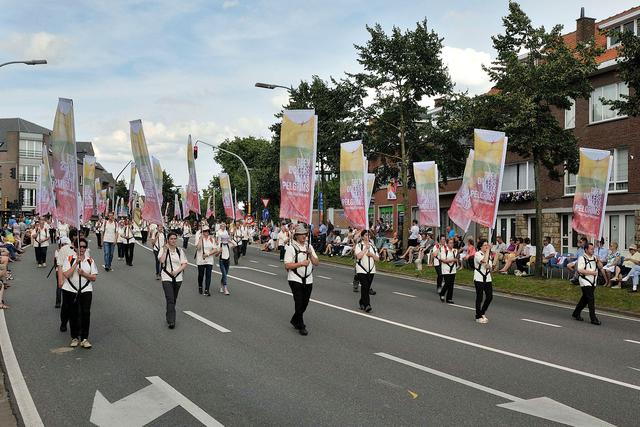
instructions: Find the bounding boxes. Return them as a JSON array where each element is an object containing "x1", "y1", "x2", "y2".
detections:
[
  {"x1": 0, "y1": 59, "x2": 47, "y2": 68},
  {"x1": 254, "y1": 82, "x2": 292, "y2": 92},
  {"x1": 195, "y1": 139, "x2": 252, "y2": 216}
]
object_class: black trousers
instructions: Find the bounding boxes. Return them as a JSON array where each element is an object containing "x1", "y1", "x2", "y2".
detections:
[
  {"x1": 117, "y1": 242, "x2": 124, "y2": 258},
  {"x1": 182, "y1": 237, "x2": 189, "y2": 249},
  {"x1": 141, "y1": 230, "x2": 148, "y2": 244},
  {"x1": 62, "y1": 290, "x2": 92, "y2": 340},
  {"x1": 435, "y1": 265, "x2": 443, "y2": 288},
  {"x1": 288, "y1": 280, "x2": 312, "y2": 329},
  {"x1": 197, "y1": 264, "x2": 212, "y2": 292},
  {"x1": 233, "y1": 245, "x2": 240, "y2": 265},
  {"x1": 279, "y1": 245, "x2": 285, "y2": 261},
  {"x1": 474, "y1": 280, "x2": 493, "y2": 319},
  {"x1": 357, "y1": 273, "x2": 374, "y2": 307},
  {"x1": 55, "y1": 275, "x2": 62, "y2": 307},
  {"x1": 241, "y1": 239, "x2": 248, "y2": 256},
  {"x1": 573, "y1": 286, "x2": 597, "y2": 321},
  {"x1": 81, "y1": 227, "x2": 90, "y2": 238},
  {"x1": 516, "y1": 256, "x2": 530, "y2": 272},
  {"x1": 96, "y1": 232, "x2": 102, "y2": 248},
  {"x1": 162, "y1": 280, "x2": 182, "y2": 325},
  {"x1": 153, "y1": 250, "x2": 161, "y2": 275},
  {"x1": 124, "y1": 242, "x2": 135, "y2": 265},
  {"x1": 35, "y1": 246, "x2": 48, "y2": 264},
  {"x1": 441, "y1": 274, "x2": 455, "y2": 301},
  {"x1": 49, "y1": 229, "x2": 57, "y2": 244}
]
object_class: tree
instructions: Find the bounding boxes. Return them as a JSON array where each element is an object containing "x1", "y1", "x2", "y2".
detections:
[
  {"x1": 603, "y1": 28, "x2": 640, "y2": 117},
  {"x1": 352, "y1": 19, "x2": 452, "y2": 246},
  {"x1": 162, "y1": 170, "x2": 178, "y2": 218},
  {"x1": 482, "y1": 2, "x2": 601, "y2": 276},
  {"x1": 114, "y1": 179, "x2": 127, "y2": 201}
]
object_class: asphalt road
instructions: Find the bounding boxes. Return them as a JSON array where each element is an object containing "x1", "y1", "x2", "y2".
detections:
[{"x1": 2, "y1": 237, "x2": 640, "y2": 426}]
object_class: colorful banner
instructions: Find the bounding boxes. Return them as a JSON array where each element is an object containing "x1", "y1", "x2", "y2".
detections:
[
  {"x1": 468, "y1": 129, "x2": 508, "y2": 229},
  {"x1": 413, "y1": 161, "x2": 440, "y2": 227},
  {"x1": 100, "y1": 189, "x2": 108, "y2": 215},
  {"x1": 572, "y1": 148, "x2": 613, "y2": 240},
  {"x1": 128, "y1": 162, "x2": 137, "y2": 211},
  {"x1": 174, "y1": 193, "x2": 181, "y2": 219},
  {"x1": 205, "y1": 192, "x2": 215, "y2": 219},
  {"x1": 36, "y1": 145, "x2": 56, "y2": 216},
  {"x1": 340, "y1": 140, "x2": 368, "y2": 230},
  {"x1": 220, "y1": 173, "x2": 235, "y2": 219},
  {"x1": 186, "y1": 135, "x2": 201, "y2": 216},
  {"x1": 51, "y1": 98, "x2": 80, "y2": 228},
  {"x1": 94, "y1": 178, "x2": 103, "y2": 215},
  {"x1": 448, "y1": 150, "x2": 475, "y2": 233},
  {"x1": 82, "y1": 155, "x2": 96, "y2": 221},
  {"x1": 279, "y1": 109, "x2": 317, "y2": 224},
  {"x1": 151, "y1": 156, "x2": 163, "y2": 207},
  {"x1": 130, "y1": 120, "x2": 164, "y2": 225}
]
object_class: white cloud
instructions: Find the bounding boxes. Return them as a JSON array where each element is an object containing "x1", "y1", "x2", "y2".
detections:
[
  {"x1": 270, "y1": 92, "x2": 290, "y2": 109},
  {"x1": 441, "y1": 46, "x2": 493, "y2": 94},
  {"x1": 0, "y1": 32, "x2": 69, "y2": 63},
  {"x1": 222, "y1": 0, "x2": 239, "y2": 9}
]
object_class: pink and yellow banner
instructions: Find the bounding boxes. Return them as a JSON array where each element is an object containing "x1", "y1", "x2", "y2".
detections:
[
  {"x1": 468, "y1": 129, "x2": 508, "y2": 229},
  {"x1": 128, "y1": 162, "x2": 136, "y2": 211},
  {"x1": 220, "y1": 173, "x2": 235, "y2": 219},
  {"x1": 95, "y1": 178, "x2": 106, "y2": 215},
  {"x1": 186, "y1": 135, "x2": 201, "y2": 216},
  {"x1": 205, "y1": 192, "x2": 215, "y2": 219},
  {"x1": 36, "y1": 145, "x2": 56, "y2": 216},
  {"x1": 82, "y1": 155, "x2": 96, "y2": 221},
  {"x1": 279, "y1": 110, "x2": 317, "y2": 224},
  {"x1": 448, "y1": 150, "x2": 474, "y2": 233},
  {"x1": 151, "y1": 156, "x2": 163, "y2": 208},
  {"x1": 51, "y1": 98, "x2": 80, "y2": 228},
  {"x1": 130, "y1": 120, "x2": 164, "y2": 225},
  {"x1": 173, "y1": 193, "x2": 181, "y2": 219},
  {"x1": 572, "y1": 148, "x2": 612, "y2": 240},
  {"x1": 413, "y1": 161, "x2": 440, "y2": 227},
  {"x1": 340, "y1": 140, "x2": 368, "y2": 230}
]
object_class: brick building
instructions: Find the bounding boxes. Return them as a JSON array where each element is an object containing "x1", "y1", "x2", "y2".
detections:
[{"x1": 368, "y1": 6, "x2": 640, "y2": 255}]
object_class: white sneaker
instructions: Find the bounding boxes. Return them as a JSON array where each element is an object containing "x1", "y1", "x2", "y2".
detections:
[
  {"x1": 476, "y1": 317, "x2": 488, "y2": 324},
  {"x1": 514, "y1": 270, "x2": 522, "y2": 276},
  {"x1": 80, "y1": 339, "x2": 92, "y2": 349},
  {"x1": 42, "y1": 263, "x2": 46, "y2": 267},
  {"x1": 482, "y1": 315, "x2": 489, "y2": 323},
  {"x1": 219, "y1": 287, "x2": 224, "y2": 293},
  {"x1": 622, "y1": 275, "x2": 630, "y2": 282},
  {"x1": 70, "y1": 338, "x2": 80, "y2": 347},
  {"x1": 224, "y1": 287, "x2": 230, "y2": 295}
]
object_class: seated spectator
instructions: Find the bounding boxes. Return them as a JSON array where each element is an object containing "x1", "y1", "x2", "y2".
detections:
[
  {"x1": 414, "y1": 232, "x2": 435, "y2": 268},
  {"x1": 499, "y1": 237, "x2": 524, "y2": 273},
  {"x1": 341, "y1": 229, "x2": 357, "y2": 257},
  {"x1": 331, "y1": 233, "x2": 344, "y2": 257},
  {"x1": 616, "y1": 244, "x2": 640, "y2": 290},
  {"x1": 379, "y1": 232, "x2": 399, "y2": 261},
  {"x1": 542, "y1": 237, "x2": 557, "y2": 265},
  {"x1": 492, "y1": 236, "x2": 507, "y2": 264},
  {"x1": 460, "y1": 238, "x2": 476, "y2": 268},
  {"x1": 323, "y1": 231, "x2": 338, "y2": 255},
  {"x1": 399, "y1": 232, "x2": 422, "y2": 262},
  {"x1": 602, "y1": 242, "x2": 621, "y2": 287},
  {"x1": 515, "y1": 238, "x2": 533, "y2": 275}
]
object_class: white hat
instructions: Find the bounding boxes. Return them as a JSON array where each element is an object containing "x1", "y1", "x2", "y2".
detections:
[
  {"x1": 60, "y1": 237, "x2": 71, "y2": 245},
  {"x1": 294, "y1": 224, "x2": 308, "y2": 235}
]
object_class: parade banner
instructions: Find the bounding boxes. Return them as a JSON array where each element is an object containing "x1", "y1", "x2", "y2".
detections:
[
  {"x1": 219, "y1": 173, "x2": 235, "y2": 219},
  {"x1": 186, "y1": 135, "x2": 201, "y2": 216},
  {"x1": 151, "y1": 156, "x2": 163, "y2": 207},
  {"x1": 94, "y1": 178, "x2": 103, "y2": 215},
  {"x1": 279, "y1": 109, "x2": 317, "y2": 224},
  {"x1": 572, "y1": 148, "x2": 613, "y2": 240},
  {"x1": 128, "y1": 162, "x2": 137, "y2": 211},
  {"x1": 340, "y1": 140, "x2": 368, "y2": 230},
  {"x1": 82, "y1": 155, "x2": 96, "y2": 221},
  {"x1": 174, "y1": 193, "x2": 181, "y2": 219},
  {"x1": 100, "y1": 189, "x2": 108, "y2": 214},
  {"x1": 51, "y1": 98, "x2": 80, "y2": 228},
  {"x1": 413, "y1": 161, "x2": 440, "y2": 227},
  {"x1": 205, "y1": 192, "x2": 215, "y2": 219},
  {"x1": 468, "y1": 129, "x2": 508, "y2": 229},
  {"x1": 36, "y1": 145, "x2": 56, "y2": 216},
  {"x1": 130, "y1": 120, "x2": 164, "y2": 225},
  {"x1": 448, "y1": 150, "x2": 474, "y2": 233}
]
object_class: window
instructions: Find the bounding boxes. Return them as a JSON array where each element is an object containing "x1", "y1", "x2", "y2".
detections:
[
  {"x1": 564, "y1": 99, "x2": 575, "y2": 129},
  {"x1": 18, "y1": 139, "x2": 42, "y2": 158},
  {"x1": 607, "y1": 20, "x2": 638, "y2": 48},
  {"x1": 19, "y1": 165, "x2": 39, "y2": 182},
  {"x1": 609, "y1": 147, "x2": 628, "y2": 192},
  {"x1": 378, "y1": 206, "x2": 393, "y2": 230},
  {"x1": 22, "y1": 188, "x2": 36, "y2": 208},
  {"x1": 590, "y1": 83, "x2": 629, "y2": 123},
  {"x1": 565, "y1": 172, "x2": 577, "y2": 196},
  {"x1": 604, "y1": 213, "x2": 637, "y2": 251},
  {"x1": 501, "y1": 162, "x2": 535, "y2": 192}
]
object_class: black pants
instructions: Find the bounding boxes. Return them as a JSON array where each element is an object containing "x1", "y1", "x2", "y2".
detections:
[
  {"x1": 141, "y1": 230, "x2": 148, "y2": 244},
  {"x1": 279, "y1": 245, "x2": 285, "y2": 261},
  {"x1": 197, "y1": 264, "x2": 212, "y2": 292},
  {"x1": 357, "y1": 273, "x2": 374, "y2": 308},
  {"x1": 49, "y1": 229, "x2": 57, "y2": 244},
  {"x1": 117, "y1": 242, "x2": 124, "y2": 259},
  {"x1": 474, "y1": 280, "x2": 493, "y2": 319},
  {"x1": 183, "y1": 237, "x2": 189, "y2": 249},
  {"x1": 96, "y1": 232, "x2": 102, "y2": 248},
  {"x1": 516, "y1": 256, "x2": 530, "y2": 272},
  {"x1": 441, "y1": 274, "x2": 455, "y2": 301},
  {"x1": 233, "y1": 246, "x2": 240, "y2": 265},
  {"x1": 124, "y1": 242, "x2": 135, "y2": 265},
  {"x1": 435, "y1": 265, "x2": 442, "y2": 288},
  {"x1": 241, "y1": 239, "x2": 248, "y2": 256},
  {"x1": 288, "y1": 280, "x2": 312, "y2": 329},
  {"x1": 162, "y1": 280, "x2": 182, "y2": 325},
  {"x1": 153, "y1": 250, "x2": 161, "y2": 275},
  {"x1": 81, "y1": 227, "x2": 90, "y2": 238},
  {"x1": 62, "y1": 290, "x2": 92, "y2": 340},
  {"x1": 35, "y1": 246, "x2": 48, "y2": 264},
  {"x1": 55, "y1": 275, "x2": 62, "y2": 307},
  {"x1": 573, "y1": 286, "x2": 597, "y2": 321}
]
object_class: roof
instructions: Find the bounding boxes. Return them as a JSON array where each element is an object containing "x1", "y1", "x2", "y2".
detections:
[
  {"x1": 0, "y1": 118, "x2": 51, "y2": 150},
  {"x1": 76, "y1": 141, "x2": 95, "y2": 156}
]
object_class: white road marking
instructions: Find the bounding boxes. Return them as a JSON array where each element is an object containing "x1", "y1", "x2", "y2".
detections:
[
  {"x1": 137, "y1": 243, "x2": 640, "y2": 391},
  {"x1": 624, "y1": 339, "x2": 640, "y2": 345},
  {"x1": 232, "y1": 266, "x2": 276, "y2": 276},
  {"x1": 268, "y1": 264, "x2": 279, "y2": 268},
  {"x1": 0, "y1": 311, "x2": 44, "y2": 426},
  {"x1": 449, "y1": 304, "x2": 474, "y2": 311},
  {"x1": 184, "y1": 311, "x2": 231, "y2": 333},
  {"x1": 629, "y1": 367, "x2": 640, "y2": 373},
  {"x1": 521, "y1": 319, "x2": 562, "y2": 328},
  {"x1": 318, "y1": 275, "x2": 332, "y2": 280},
  {"x1": 249, "y1": 260, "x2": 259, "y2": 263},
  {"x1": 392, "y1": 292, "x2": 416, "y2": 298}
]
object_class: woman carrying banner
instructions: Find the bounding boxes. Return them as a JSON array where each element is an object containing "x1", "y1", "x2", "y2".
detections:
[
  {"x1": 101, "y1": 212, "x2": 118, "y2": 271},
  {"x1": 95, "y1": 215, "x2": 104, "y2": 249},
  {"x1": 181, "y1": 220, "x2": 192, "y2": 250},
  {"x1": 439, "y1": 238, "x2": 458, "y2": 304},
  {"x1": 196, "y1": 225, "x2": 219, "y2": 296},
  {"x1": 231, "y1": 221, "x2": 243, "y2": 265},
  {"x1": 31, "y1": 218, "x2": 50, "y2": 267},
  {"x1": 284, "y1": 224, "x2": 319, "y2": 335},
  {"x1": 157, "y1": 232, "x2": 188, "y2": 329},
  {"x1": 216, "y1": 223, "x2": 232, "y2": 295},
  {"x1": 121, "y1": 218, "x2": 136, "y2": 266},
  {"x1": 473, "y1": 239, "x2": 493, "y2": 324},
  {"x1": 61, "y1": 237, "x2": 98, "y2": 348},
  {"x1": 431, "y1": 236, "x2": 446, "y2": 293},
  {"x1": 354, "y1": 230, "x2": 379, "y2": 312},
  {"x1": 150, "y1": 223, "x2": 166, "y2": 280}
]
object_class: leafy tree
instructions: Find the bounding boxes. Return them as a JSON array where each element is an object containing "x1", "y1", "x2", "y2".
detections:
[
  {"x1": 352, "y1": 19, "x2": 452, "y2": 246},
  {"x1": 162, "y1": 170, "x2": 179, "y2": 218},
  {"x1": 114, "y1": 179, "x2": 128, "y2": 201},
  {"x1": 603, "y1": 28, "x2": 640, "y2": 116},
  {"x1": 482, "y1": 1, "x2": 601, "y2": 276}
]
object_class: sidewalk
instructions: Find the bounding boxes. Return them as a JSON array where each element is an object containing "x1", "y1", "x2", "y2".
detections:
[{"x1": 0, "y1": 370, "x2": 17, "y2": 427}]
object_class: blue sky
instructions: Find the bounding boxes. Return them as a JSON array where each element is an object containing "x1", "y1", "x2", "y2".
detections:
[{"x1": 1, "y1": 0, "x2": 638, "y2": 194}]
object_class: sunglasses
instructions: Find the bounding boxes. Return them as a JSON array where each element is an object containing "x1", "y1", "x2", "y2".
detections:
[{"x1": 79, "y1": 245, "x2": 88, "y2": 249}]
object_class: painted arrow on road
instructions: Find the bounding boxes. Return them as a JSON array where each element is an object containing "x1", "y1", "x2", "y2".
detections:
[
  {"x1": 90, "y1": 376, "x2": 223, "y2": 427},
  {"x1": 375, "y1": 353, "x2": 615, "y2": 427}
]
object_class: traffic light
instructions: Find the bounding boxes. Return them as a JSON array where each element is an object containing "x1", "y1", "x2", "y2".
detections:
[
  {"x1": 193, "y1": 145, "x2": 198, "y2": 159},
  {"x1": 9, "y1": 168, "x2": 16, "y2": 179}
]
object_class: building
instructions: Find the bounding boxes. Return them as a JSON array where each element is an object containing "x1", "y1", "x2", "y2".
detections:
[
  {"x1": 0, "y1": 117, "x2": 115, "y2": 217},
  {"x1": 369, "y1": 6, "x2": 640, "y2": 255}
]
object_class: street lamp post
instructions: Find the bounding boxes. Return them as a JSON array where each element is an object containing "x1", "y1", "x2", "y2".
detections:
[
  {"x1": 0, "y1": 59, "x2": 47, "y2": 68},
  {"x1": 254, "y1": 82, "x2": 292, "y2": 92},
  {"x1": 195, "y1": 139, "x2": 252, "y2": 216}
]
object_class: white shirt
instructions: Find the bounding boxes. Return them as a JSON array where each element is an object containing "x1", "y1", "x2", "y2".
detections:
[
  {"x1": 439, "y1": 246, "x2": 458, "y2": 275},
  {"x1": 409, "y1": 225, "x2": 420, "y2": 240},
  {"x1": 152, "y1": 228, "x2": 166, "y2": 251},
  {"x1": 241, "y1": 226, "x2": 250, "y2": 240},
  {"x1": 217, "y1": 230, "x2": 232, "y2": 260},
  {"x1": 578, "y1": 254, "x2": 598, "y2": 287},
  {"x1": 121, "y1": 225, "x2": 135, "y2": 243},
  {"x1": 57, "y1": 223, "x2": 69, "y2": 239},
  {"x1": 55, "y1": 245, "x2": 76, "y2": 267},
  {"x1": 473, "y1": 251, "x2": 493, "y2": 283},
  {"x1": 157, "y1": 247, "x2": 188, "y2": 282},
  {"x1": 543, "y1": 243, "x2": 557, "y2": 259},
  {"x1": 431, "y1": 244, "x2": 441, "y2": 266},
  {"x1": 61, "y1": 255, "x2": 98, "y2": 293},
  {"x1": 102, "y1": 220, "x2": 117, "y2": 243},
  {"x1": 196, "y1": 235, "x2": 218, "y2": 265},
  {"x1": 182, "y1": 224, "x2": 192, "y2": 237},
  {"x1": 277, "y1": 231, "x2": 289, "y2": 247},
  {"x1": 32, "y1": 225, "x2": 50, "y2": 247},
  {"x1": 354, "y1": 242, "x2": 377, "y2": 274},
  {"x1": 284, "y1": 241, "x2": 316, "y2": 284}
]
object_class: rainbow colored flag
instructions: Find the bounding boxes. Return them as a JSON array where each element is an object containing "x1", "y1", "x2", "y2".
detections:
[
  {"x1": 220, "y1": 173, "x2": 235, "y2": 220},
  {"x1": 130, "y1": 120, "x2": 163, "y2": 225},
  {"x1": 448, "y1": 150, "x2": 474, "y2": 233},
  {"x1": 572, "y1": 148, "x2": 612, "y2": 240},
  {"x1": 340, "y1": 140, "x2": 368, "y2": 230},
  {"x1": 413, "y1": 161, "x2": 440, "y2": 227},
  {"x1": 51, "y1": 98, "x2": 80, "y2": 228}
]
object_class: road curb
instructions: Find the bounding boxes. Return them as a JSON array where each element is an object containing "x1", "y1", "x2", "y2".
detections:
[{"x1": 0, "y1": 364, "x2": 18, "y2": 427}]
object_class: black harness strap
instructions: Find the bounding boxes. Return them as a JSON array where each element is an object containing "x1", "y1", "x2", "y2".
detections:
[
  {"x1": 356, "y1": 243, "x2": 376, "y2": 275},
  {"x1": 441, "y1": 248, "x2": 457, "y2": 274},
  {"x1": 579, "y1": 255, "x2": 597, "y2": 286},
  {"x1": 475, "y1": 256, "x2": 492, "y2": 284},
  {"x1": 162, "y1": 248, "x2": 181, "y2": 284},
  {"x1": 291, "y1": 244, "x2": 312, "y2": 285}
]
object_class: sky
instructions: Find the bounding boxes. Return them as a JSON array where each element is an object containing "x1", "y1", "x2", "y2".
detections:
[{"x1": 1, "y1": 0, "x2": 638, "y2": 196}]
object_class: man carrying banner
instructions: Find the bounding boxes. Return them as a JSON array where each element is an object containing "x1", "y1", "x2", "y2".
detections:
[{"x1": 572, "y1": 242, "x2": 602, "y2": 325}]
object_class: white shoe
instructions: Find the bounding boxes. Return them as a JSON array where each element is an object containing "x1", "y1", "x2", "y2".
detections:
[
  {"x1": 80, "y1": 339, "x2": 92, "y2": 349},
  {"x1": 476, "y1": 317, "x2": 488, "y2": 324},
  {"x1": 70, "y1": 338, "x2": 80, "y2": 347},
  {"x1": 482, "y1": 315, "x2": 489, "y2": 323},
  {"x1": 622, "y1": 275, "x2": 630, "y2": 282},
  {"x1": 224, "y1": 287, "x2": 230, "y2": 295}
]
